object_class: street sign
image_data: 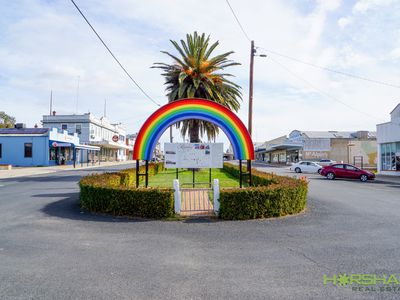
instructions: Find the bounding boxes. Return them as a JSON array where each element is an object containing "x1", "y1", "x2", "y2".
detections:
[
  {"x1": 112, "y1": 135, "x2": 119, "y2": 142},
  {"x1": 164, "y1": 143, "x2": 223, "y2": 168}
]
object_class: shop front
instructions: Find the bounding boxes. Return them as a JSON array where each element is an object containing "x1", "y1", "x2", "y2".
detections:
[
  {"x1": 48, "y1": 128, "x2": 79, "y2": 166},
  {"x1": 91, "y1": 140, "x2": 130, "y2": 162},
  {"x1": 379, "y1": 142, "x2": 400, "y2": 172},
  {"x1": 377, "y1": 103, "x2": 400, "y2": 176},
  {"x1": 265, "y1": 144, "x2": 302, "y2": 164},
  {"x1": 49, "y1": 141, "x2": 74, "y2": 165}
]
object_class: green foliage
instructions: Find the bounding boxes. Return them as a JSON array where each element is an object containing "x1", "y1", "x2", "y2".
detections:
[
  {"x1": 219, "y1": 163, "x2": 308, "y2": 220},
  {"x1": 153, "y1": 31, "x2": 242, "y2": 142},
  {"x1": 0, "y1": 111, "x2": 16, "y2": 128},
  {"x1": 149, "y1": 168, "x2": 239, "y2": 188},
  {"x1": 222, "y1": 163, "x2": 278, "y2": 186},
  {"x1": 79, "y1": 163, "x2": 174, "y2": 219}
]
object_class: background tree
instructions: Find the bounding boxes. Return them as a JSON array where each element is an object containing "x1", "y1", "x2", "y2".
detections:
[
  {"x1": 0, "y1": 112, "x2": 16, "y2": 128},
  {"x1": 153, "y1": 32, "x2": 242, "y2": 142}
]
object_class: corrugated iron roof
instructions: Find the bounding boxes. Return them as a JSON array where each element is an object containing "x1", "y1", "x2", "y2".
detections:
[{"x1": 0, "y1": 128, "x2": 49, "y2": 135}]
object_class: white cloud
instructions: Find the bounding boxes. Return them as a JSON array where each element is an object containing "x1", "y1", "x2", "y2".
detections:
[
  {"x1": 353, "y1": 0, "x2": 395, "y2": 13},
  {"x1": 338, "y1": 17, "x2": 352, "y2": 29},
  {"x1": 1, "y1": 0, "x2": 399, "y2": 143},
  {"x1": 390, "y1": 48, "x2": 400, "y2": 59}
]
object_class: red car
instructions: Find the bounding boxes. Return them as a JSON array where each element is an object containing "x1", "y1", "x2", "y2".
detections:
[{"x1": 320, "y1": 164, "x2": 375, "y2": 182}]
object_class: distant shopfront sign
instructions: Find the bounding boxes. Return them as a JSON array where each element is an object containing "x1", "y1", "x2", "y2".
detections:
[
  {"x1": 112, "y1": 135, "x2": 119, "y2": 142},
  {"x1": 164, "y1": 143, "x2": 223, "y2": 168},
  {"x1": 50, "y1": 141, "x2": 72, "y2": 148}
]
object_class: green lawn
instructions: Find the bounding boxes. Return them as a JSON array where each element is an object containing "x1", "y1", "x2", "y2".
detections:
[{"x1": 149, "y1": 168, "x2": 240, "y2": 188}]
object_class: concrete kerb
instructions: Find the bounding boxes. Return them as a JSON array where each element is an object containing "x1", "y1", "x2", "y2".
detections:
[{"x1": 374, "y1": 175, "x2": 400, "y2": 185}]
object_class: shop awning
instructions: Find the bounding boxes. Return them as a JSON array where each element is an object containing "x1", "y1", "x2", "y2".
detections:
[
  {"x1": 263, "y1": 143, "x2": 303, "y2": 153},
  {"x1": 90, "y1": 141, "x2": 130, "y2": 150},
  {"x1": 75, "y1": 144, "x2": 101, "y2": 151}
]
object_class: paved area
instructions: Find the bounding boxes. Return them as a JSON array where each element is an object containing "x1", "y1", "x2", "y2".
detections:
[{"x1": 1, "y1": 164, "x2": 400, "y2": 299}]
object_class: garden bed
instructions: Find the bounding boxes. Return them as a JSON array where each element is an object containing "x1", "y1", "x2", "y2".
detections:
[{"x1": 78, "y1": 162, "x2": 308, "y2": 220}]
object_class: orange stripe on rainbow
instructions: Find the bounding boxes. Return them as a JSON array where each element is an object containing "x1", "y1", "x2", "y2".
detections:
[{"x1": 133, "y1": 98, "x2": 254, "y2": 160}]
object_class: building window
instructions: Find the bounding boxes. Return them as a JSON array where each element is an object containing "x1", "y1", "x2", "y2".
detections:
[
  {"x1": 24, "y1": 143, "x2": 33, "y2": 158},
  {"x1": 61, "y1": 124, "x2": 68, "y2": 131},
  {"x1": 76, "y1": 124, "x2": 82, "y2": 134},
  {"x1": 0, "y1": 143, "x2": 2, "y2": 158},
  {"x1": 381, "y1": 142, "x2": 400, "y2": 171}
]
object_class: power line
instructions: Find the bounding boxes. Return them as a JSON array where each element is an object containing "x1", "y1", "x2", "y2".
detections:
[
  {"x1": 224, "y1": 0, "x2": 400, "y2": 89},
  {"x1": 69, "y1": 0, "x2": 160, "y2": 106},
  {"x1": 225, "y1": 0, "x2": 251, "y2": 42},
  {"x1": 257, "y1": 46, "x2": 400, "y2": 89},
  {"x1": 267, "y1": 55, "x2": 384, "y2": 122}
]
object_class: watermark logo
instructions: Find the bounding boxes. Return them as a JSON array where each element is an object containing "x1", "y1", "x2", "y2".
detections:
[{"x1": 323, "y1": 273, "x2": 400, "y2": 292}]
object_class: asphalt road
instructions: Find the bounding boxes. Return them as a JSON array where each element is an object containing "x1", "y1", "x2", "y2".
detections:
[{"x1": 1, "y1": 164, "x2": 400, "y2": 300}]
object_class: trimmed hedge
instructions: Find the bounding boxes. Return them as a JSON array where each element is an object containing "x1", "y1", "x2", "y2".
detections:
[
  {"x1": 79, "y1": 163, "x2": 174, "y2": 219},
  {"x1": 222, "y1": 163, "x2": 277, "y2": 186},
  {"x1": 79, "y1": 161, "x2": 307, "y2": 220},
  {"x1": 219, "y1": 163, "x2": 308, "y2": 220}
]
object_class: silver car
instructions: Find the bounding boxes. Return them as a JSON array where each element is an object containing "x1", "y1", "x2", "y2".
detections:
[{"x1": 290, "y1": 161, "x2": 323, "y2": 174}]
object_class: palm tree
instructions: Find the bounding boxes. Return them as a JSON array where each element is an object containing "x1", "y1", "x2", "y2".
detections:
[{"x1": 153, "y1": 32, "x2": 242, "y2": 142}]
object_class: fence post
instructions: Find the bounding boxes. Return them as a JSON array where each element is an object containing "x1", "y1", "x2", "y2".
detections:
[
  {"x1": 173, "y1": 179, "x2": 181, "y2": 214},
  {"x1": 213, "y1": 178, "x2": 220, "y2": 215}
]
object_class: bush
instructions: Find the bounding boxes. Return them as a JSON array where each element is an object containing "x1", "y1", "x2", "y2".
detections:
[
  {"x1": 219, "y1": 163, "x2": 308, "y2": 220},
  {"x1": 79, "y1": 162, "x2": 174, "y2": 219},
  {"x1": 223, "y1": 163, "x2": 277, "y2": 186},
  {"x1": 118, "y1": 162, "x2": 165, "y2": 186}
]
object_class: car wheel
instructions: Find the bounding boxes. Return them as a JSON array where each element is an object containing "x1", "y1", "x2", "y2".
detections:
[
  {"x1": 295, "y1": 167, "x2": 301, "y2": 173},
  {"x1": 326, "y1": 172, "x2": 335, "y2": 180},
  {"x1": 360, "y1": 174, "x2": 368, "y2": 182},
  {"x1": 318, "y1": 169, "x2": 322, "y2": 174}
]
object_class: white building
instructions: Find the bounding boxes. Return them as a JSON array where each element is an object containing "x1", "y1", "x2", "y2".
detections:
[
  {"x1": 377, "y1": 103, "x2": 400, "y2": 176},
  {"x1": 42, "y1": 112, "x2": 129, "y2": 162}
]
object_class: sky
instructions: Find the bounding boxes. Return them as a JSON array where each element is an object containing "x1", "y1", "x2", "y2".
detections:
[{"x1": 1, "y1": 0, "x2": 400, "y2": 147}]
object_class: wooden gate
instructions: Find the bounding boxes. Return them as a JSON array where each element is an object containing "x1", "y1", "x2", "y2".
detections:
[{"x1": 180, "y1": 187, "x2": 214, "y2": 217}]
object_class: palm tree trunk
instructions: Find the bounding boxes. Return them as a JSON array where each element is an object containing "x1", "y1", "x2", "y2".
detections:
[{"x1": 189, "y1": 120, "x2": 200, "y2": 143}]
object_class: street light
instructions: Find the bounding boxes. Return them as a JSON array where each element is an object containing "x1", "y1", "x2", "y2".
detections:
[
  {"x1": 247, "y1": 41, "x2": 267, "y2": 172},
  {"x1": 248, "y1": 41, "x2": 267, "y2": 138}
]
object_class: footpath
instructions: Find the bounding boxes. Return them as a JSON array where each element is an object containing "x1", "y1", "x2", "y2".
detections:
[
  {"x1": 0, "y1": 161, "x2": 135, "y2": 179},
  {"x1": 375, "y1": 174, "x2": 400, "y2": 185}
]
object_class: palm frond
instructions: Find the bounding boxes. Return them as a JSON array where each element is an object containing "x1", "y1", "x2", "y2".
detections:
[{"x1": 153, "y1": 32, "x2": 242, "y2": 142}]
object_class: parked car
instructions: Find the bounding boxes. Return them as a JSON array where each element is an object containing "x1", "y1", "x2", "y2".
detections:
[
  {"x1": 290, "y1": 161, "x2": 323, "y2": 174},
  {"x1": 320, "y1": 164, "x2": 375, "y2": 182},
  {"x1": 318, "y1": 159, "x2": 337, "y2": 166}
]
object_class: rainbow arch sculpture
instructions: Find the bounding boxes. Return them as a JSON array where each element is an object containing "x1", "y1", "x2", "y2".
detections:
[{"x1": 133, "y1": 98, "x2": 254, "y2": 161}]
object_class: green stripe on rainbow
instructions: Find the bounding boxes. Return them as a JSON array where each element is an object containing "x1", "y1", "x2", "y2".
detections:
[{"x1": 133, "y1": 98, "x2": 254, "y2": 160}]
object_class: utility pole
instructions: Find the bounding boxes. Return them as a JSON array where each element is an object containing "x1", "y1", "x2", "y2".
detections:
[
  {"x1": 246, "y1": 41, "x2": 255, "y2": 184},
  {"x1": 248, "y1": 40, "x2": 255, "y2": 137}
]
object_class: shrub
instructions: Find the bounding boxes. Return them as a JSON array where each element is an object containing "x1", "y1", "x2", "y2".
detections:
[
  {"x1": 223, "y1": 163, "x2": 277, "y2": 186},
  {"x1": 79, "y1": 162, "x2": 174, "y2": 219},
  {"x1": 219, "y1": 163, "x2": 308, "y2": 220}
]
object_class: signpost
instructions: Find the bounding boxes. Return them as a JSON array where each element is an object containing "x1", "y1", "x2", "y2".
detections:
[
  {"x1": 164, "y1": 143, "x2": 223, "y2": 169},
  {"x1": 164, "y1": 143, "x2": 223, "y2": 187}
]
